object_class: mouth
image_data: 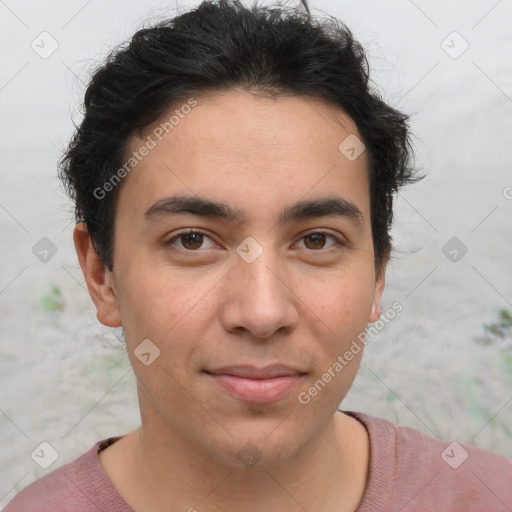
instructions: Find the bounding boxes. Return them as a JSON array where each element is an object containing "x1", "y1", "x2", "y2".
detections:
[{"x1": 203, "y1": 364, "x2": 307, "y2": 404}]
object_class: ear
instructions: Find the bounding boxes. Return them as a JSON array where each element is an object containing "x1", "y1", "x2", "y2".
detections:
[
  {"x1": 368, "y1": 263, "x2": 386, "y2": 323},
  {"x1": 73, "y1": 223, "x2": 122, "y2": 328}
]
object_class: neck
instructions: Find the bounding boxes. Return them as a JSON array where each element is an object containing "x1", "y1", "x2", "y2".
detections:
[{"x1": 100, "y1": 410, "x2": 369, "y2": 512}]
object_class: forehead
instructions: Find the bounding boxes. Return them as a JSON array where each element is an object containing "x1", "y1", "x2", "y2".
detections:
[{"x1": 118, "y1": 89, "x2": 370, "y2": 221}]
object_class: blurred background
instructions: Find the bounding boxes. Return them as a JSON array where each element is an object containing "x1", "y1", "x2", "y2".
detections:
[{"x1": 1, "y1": 0, "x2": 511, "y2": 504}]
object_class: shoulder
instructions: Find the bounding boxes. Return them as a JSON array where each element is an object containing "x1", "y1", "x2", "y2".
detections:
[
  {"x1": 346, "y1": 411, "x2": 512, "y2": 512},
  {"x1": 3, "y1": 437, "x2": 132, "y2": 512},
  {"x1": 396, "y1": 422, "x2": 511, "y2": 510},
  {"x1": 393, "y1": 418, "x2": 512, "y2": 473}
]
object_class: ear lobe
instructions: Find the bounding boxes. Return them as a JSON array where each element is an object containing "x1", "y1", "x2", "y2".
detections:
[
  {"x1": 73, "y1": 223, "x2": 122, "y2": 328},
  {"x1": 369, "y1": 301, "x2": 382, "y2": 323}
]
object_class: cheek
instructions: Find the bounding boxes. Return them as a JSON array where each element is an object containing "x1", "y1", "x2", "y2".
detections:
[
  {"x1": 299, "y1": 276, "x2": 373, "y2": 405},
  {"x1": 115, "y1": 262, "x2": 217, "y2": 373},
  {"x1": 117, "y1": 256, "x2": 201, "y2": 332},
  {"x1": 309, "y1": 269, "x2": 376, "y2": 335}
]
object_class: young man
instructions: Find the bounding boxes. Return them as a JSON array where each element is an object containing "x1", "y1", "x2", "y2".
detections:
[{"x1": 5, "y1": 1, "x2": 511, "y2": 511}]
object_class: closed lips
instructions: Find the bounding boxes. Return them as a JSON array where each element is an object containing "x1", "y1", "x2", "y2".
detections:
[{"x1": 204, "y1": 365, "x2": 306, "y2": 379}]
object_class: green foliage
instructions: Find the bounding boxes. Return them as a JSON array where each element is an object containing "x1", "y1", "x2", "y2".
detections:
[
  {"x1": 37, "y1": 284, "x2": 65, "y2": 312},
  {"x1": 497, "y1": 347, "x2": 512, "y2": 378},
  {"x1": 476, "y1": 308, "x2": 512, "y2": 379},
  {"x1": 483, "y1": 308, "x2": 512, "y2": 339}
]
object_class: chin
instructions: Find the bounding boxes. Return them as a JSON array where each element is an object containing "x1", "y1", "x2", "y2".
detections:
[
  {"x1": 211, "y1": 436, "x2": 303, "y2": 469},
  {"x1": 198, "y1": 417, "x2": 310, "y2": 469}
]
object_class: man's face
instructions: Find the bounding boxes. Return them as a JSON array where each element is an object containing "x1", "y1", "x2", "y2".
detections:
[{"x1": 96, "y1": 89, "x2": 384, "y2": 466}]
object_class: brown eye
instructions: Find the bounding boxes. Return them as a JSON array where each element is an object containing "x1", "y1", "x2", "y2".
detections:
[
  {"x1": 297, "y1": 232, "x2": 341, "y2": 251},
  {"x1": 180, "y1": 232, "x2": 204, "y2": 250},
  {"x1": 303, "y1": 233, "x2": 327, "y2": 250},
  {"x1": 166, "y1": 230, "x2": 217, "y2": 252}
]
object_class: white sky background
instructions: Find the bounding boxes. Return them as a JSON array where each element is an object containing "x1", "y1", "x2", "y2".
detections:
[
  {"x1": 0, "y1": 0, "x2": 511, "y2": 500},
  {"x1": 0, "y1": 0, "x2": 511, "y2": 300}
]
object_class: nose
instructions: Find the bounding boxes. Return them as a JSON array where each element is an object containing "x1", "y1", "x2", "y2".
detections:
[{"x1": 219, "y1": 248, "x2": 300, "y2": 339}]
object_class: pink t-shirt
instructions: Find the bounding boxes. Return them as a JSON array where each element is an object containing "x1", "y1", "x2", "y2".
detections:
[{"x1": 4, "y1": 410, "x2": 512, "y2": 511}]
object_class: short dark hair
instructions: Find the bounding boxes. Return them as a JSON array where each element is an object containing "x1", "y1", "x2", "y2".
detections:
[{"x1": 58, "y1": 0, "x2": 421, "y2": 272}]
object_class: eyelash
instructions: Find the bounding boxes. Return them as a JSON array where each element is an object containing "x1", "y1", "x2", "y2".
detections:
[{"x1": 164, "y1": 229, "x2": 346, "y2": 254}]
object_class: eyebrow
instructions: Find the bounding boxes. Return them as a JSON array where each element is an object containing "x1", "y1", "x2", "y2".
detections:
[{"x1": 144, "y1": 194, "x2": 364, "y2": 226}]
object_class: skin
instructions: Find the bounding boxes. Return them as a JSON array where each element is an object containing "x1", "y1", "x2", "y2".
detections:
[{"x1": 74, "y1": 88, "x2": 386, "y2": 512}]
